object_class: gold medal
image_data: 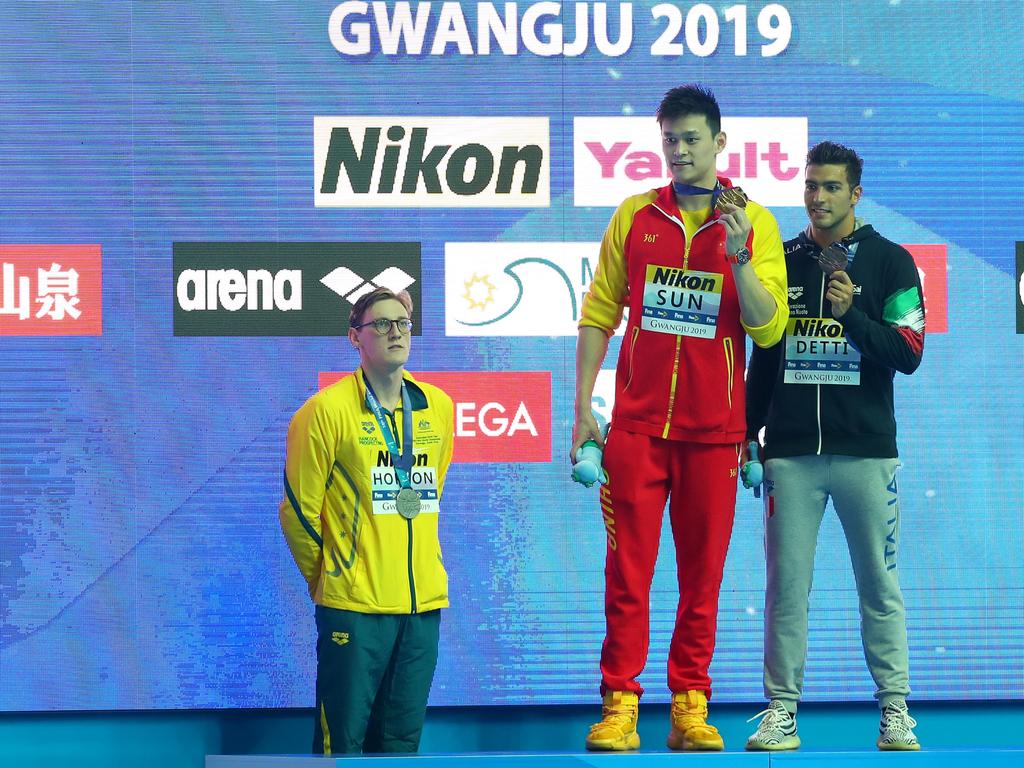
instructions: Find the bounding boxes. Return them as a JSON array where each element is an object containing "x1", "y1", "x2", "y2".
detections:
[{"x1": 715, "y1": 186, "x2": 748, "y2": 211}]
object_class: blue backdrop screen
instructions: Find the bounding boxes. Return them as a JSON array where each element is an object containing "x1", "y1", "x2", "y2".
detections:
[{"x1": 1, "y1": 1, "x2": 1022, "y2": 710}]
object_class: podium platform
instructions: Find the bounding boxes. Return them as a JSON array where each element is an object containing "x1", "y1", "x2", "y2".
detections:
[{"x1": 207, "y1": 749, "x2": 1024, "y2": 768}]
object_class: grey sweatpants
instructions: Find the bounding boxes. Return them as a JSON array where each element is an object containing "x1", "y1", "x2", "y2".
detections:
[{"x1": 762, "y1": 455, "x2": 910, "y2": 710}]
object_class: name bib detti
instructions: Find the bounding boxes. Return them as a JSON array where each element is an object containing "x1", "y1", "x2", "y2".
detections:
[
  {"x1": 783, "y1": 317, "x2": 861, "y2": 385},
  {"x1": 641, "y1": 265, "x2": 723, "y2": 338}
]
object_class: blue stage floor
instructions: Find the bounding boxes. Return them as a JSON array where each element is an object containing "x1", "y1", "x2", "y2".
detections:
[{"x1": 207, "y1": 749, "x2": 1024, "y2": 768}]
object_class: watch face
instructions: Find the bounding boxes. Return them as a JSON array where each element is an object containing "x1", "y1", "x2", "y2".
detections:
[{"x1": 733, "y1": 247, "x2": 751, "y2": 264}]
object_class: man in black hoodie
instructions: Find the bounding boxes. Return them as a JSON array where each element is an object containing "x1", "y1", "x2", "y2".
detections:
[{"x1": 744, "y1": 142, "x2": 925, "y2": 752}]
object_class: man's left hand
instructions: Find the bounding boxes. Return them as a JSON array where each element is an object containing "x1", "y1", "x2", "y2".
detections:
[
  {"x1": 826, "y1": 270, "x2": 855, "y2": 317},
  {"x1": 718, "y1": 202, "x2": 752, "y2": 260}
]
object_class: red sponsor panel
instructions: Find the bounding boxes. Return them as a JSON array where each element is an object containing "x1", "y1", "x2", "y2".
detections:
[
  {"x1": 0, "y1": 245, "x2": 103, "y2": 336},
  {"x1": 319, "y1": 371, "x2": 552, "y2": 463},
  {"x1": 904, "y1": 244, "x2": 948, "y2": 334}
]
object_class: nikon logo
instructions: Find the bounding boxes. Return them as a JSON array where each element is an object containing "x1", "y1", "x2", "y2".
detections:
[{"x1": 314, "y1": 117, "x2": 550, "y2": 208}]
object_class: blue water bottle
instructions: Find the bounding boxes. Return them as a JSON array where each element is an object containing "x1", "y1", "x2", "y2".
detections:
[
  {"x1": 740, "y1": 440, "x2": 764, "y2": 497},
  {"x1": 572, "y1": 440, "x2": 608, "y2": 488}
]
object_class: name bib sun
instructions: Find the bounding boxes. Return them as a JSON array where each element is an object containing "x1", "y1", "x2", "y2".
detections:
[{"x1": 641, "y1": 266, "x2": 723, "y2": 338}]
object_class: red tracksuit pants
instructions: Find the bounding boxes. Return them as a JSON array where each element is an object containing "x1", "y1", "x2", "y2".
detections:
[{"x1": 599, "y1": 428, "x2": 739, "y2": 700}]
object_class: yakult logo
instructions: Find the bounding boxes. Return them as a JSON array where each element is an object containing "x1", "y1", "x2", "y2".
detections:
[
  {"x1": 319, "y1": 371, "x2": 551, "y2": 462},
  {"x1": 574, "y1": 116, "x2": 807, "y2": 207},
  {"x1": 315, "y1": 117, "x2": 550, "y2": 207},
  {"x1": 0, "y1": 245, "x2": 102, "y2": 336}
]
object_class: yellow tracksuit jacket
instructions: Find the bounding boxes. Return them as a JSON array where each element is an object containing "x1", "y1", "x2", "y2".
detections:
[{"x1": 279, "y1": 368, "x2": 454, "y2": 614}]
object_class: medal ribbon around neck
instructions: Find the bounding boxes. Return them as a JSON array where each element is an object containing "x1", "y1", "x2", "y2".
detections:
[
  {"x1": 363, "y1": 373, "x2": 414, "y2": 490},
  {"x1": 672, "y1": 180, "x2": 722, "y2": 212}
]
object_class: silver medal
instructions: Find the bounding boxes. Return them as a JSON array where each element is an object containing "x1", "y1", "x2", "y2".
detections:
[{"x1": 396, "y1": 487, "x2": 421, "y2": 519}]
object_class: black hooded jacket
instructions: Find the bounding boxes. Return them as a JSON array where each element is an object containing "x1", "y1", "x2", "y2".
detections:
[{"x1": 746, "y1": 223, "x2": 925, "y2": 459}]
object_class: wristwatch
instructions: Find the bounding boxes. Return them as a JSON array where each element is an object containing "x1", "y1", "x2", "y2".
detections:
[{"x1": 727, "y1": 246, "x2": 751, "y2": 265}]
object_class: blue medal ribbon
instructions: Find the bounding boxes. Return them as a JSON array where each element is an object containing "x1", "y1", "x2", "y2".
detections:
[
  {"x1": 672, "y1": 181, "x2": 722, "y2": 213},
  {"x1": 363, "y1": 372, "x2": 414, "y2": 491}
]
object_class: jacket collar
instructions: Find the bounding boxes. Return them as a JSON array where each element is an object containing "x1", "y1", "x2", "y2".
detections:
[{"x1": 355, "y1": 367, "x2": 428, "y2": 411}]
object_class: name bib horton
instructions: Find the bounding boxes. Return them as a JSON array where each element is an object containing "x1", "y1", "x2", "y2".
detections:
[
  {"x1": 370, "y1": 465, "x2": 440, "y2": 515},
  {"x1": 784, "y1": 317, "x2": 861, "y2": 385},
  {"x1": 641, "y1": 266, "x2": 723, "y2": 338}
]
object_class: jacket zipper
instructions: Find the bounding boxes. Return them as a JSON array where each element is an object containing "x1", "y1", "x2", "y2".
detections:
[
  {"x1": 389, "y1": 411, "x2": 417, "y2": 613},
  {"x1": 624, "y1": 326, "x2": 640, "y2": 391},
  {"x1": 816, "y1": 272, "x2": 825, "y2": 455},
  {"x1": 723, "y1": 336, "x2": 735, "y2": 410},
  {"x1": 652, "y1": 203, "x2": 718, "y2": 438},
  {"x1": 407, "y1": 517, "x2": 417, "y2": 613}
]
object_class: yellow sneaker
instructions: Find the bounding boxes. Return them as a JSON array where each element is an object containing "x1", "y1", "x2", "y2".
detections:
[
  {"x1": 585, "y1": 691, "x2": 640, "y2": 751},
  {"x1": 667, "y1": 690, "x2": 725, "y2": 751}
]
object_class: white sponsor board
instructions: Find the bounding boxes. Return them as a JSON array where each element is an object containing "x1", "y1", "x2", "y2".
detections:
[
  {"x1": 445, "y1": 242, "x2": 627, "y2": 337},
  {"x1": 591, "y1": 368, "x2": 617, "y2": 433},
  {"x1": 574, "y1": 116, "x2": 807, "y2": 207},
  {"x1": 315, "y1": 116, "x2": 550, "y2": 207}
]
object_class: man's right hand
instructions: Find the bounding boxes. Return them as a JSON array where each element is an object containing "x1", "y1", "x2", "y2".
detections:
[{"x1": 571, "y1": 411, "x2": 604, "y2": 462}]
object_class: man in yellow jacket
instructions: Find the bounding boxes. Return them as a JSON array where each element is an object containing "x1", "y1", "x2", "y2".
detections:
[{"x1": 279, "y1": 287, "x2": 454, "y2": 754}]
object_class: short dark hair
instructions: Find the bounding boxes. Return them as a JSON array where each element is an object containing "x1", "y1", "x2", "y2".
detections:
[
  {"x1": 806, "y1": 141, "x2": 864, "y2": 188},
  {"x1": 349, "y1": 286, "x2": 413, "y2": 328},
  {"x1": 656, "y1": 85, "x2": 721, "y2": 136}
]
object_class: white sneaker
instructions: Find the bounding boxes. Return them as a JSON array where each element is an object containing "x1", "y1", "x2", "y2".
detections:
[
  {"x1": 877, "y1": 701, "x2": 920, "y2": 751},
  {"x1": 745, "y1": 700, "x2": 800, "y2": 751}
]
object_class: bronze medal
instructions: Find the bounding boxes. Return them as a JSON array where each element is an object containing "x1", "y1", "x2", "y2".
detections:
[{"x1": 817, "y1": 241, "x2": 850, "y2": 274}]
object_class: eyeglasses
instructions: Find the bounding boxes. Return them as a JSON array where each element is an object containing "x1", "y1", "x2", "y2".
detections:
[{"x1": 352, "y1": 317, "x2": 414, "y2": 335}]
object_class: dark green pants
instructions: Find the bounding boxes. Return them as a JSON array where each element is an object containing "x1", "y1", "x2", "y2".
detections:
[{"x1": 313, "y1": 606, "x2": 441, "y2": 754}]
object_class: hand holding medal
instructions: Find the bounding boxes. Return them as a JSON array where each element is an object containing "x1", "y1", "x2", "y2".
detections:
[{"x1": 716, "y1": 186, "x2": 752, "y2": 260}]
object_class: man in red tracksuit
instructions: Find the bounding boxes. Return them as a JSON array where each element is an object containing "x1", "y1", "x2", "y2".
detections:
[{"x1": 572, "y1": 85, "x2": 789, "y2": 752}]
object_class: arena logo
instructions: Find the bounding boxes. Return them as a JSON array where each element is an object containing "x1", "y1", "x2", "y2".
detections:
[
  {"x1": 0, "y1": 245, "x2": 102, "y2": 336},
  {"x1": 173, "y1": 242, "x2": 420, "y2": 336},
  {"x1": 314, "y1": 117, "x2": 550, "y2": 207},
  {"x1": 444, "y1": 242, "x2": 627, "y2": 337},
  {"x1": 573, "y1": 116, "x2": 807, "y2": 207},
  {"x1": 319, "y1": 371, "x2": 551, "y2": 462},
  {"x1": 176, "y1": 269, "x2": 302, "y2": 312},
  {"x1": 903, "y1": 244, "x2": 949, "y2": 334}
]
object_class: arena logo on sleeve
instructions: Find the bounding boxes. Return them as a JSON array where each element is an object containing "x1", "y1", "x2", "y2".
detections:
[
  {"x1": 173, "y1": 242, "x2": 420, "y2": 336},
  {"x1": 315, "y1": 117, "x2": 550, "y2": 207},
  {"x1": 445, "y1": 242, "x2": 626, "y2": 336},
  {"x1": 0, "y1": 245, "x2": 102, "y2": 336},
  {"x1": 319, "y1": 371, "x2": 551, "y2": 462},
  {"x1": 904, "y1": 244, "x2": 948, "y2": 334},
  {"x1": 574, "y1": 116, "x2": 807, "y2": 207}
]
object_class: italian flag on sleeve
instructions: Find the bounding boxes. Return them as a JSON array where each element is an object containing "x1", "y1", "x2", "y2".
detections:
[{"x1": 883, "y1": 287, "x2": 925, "y2": 357}]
